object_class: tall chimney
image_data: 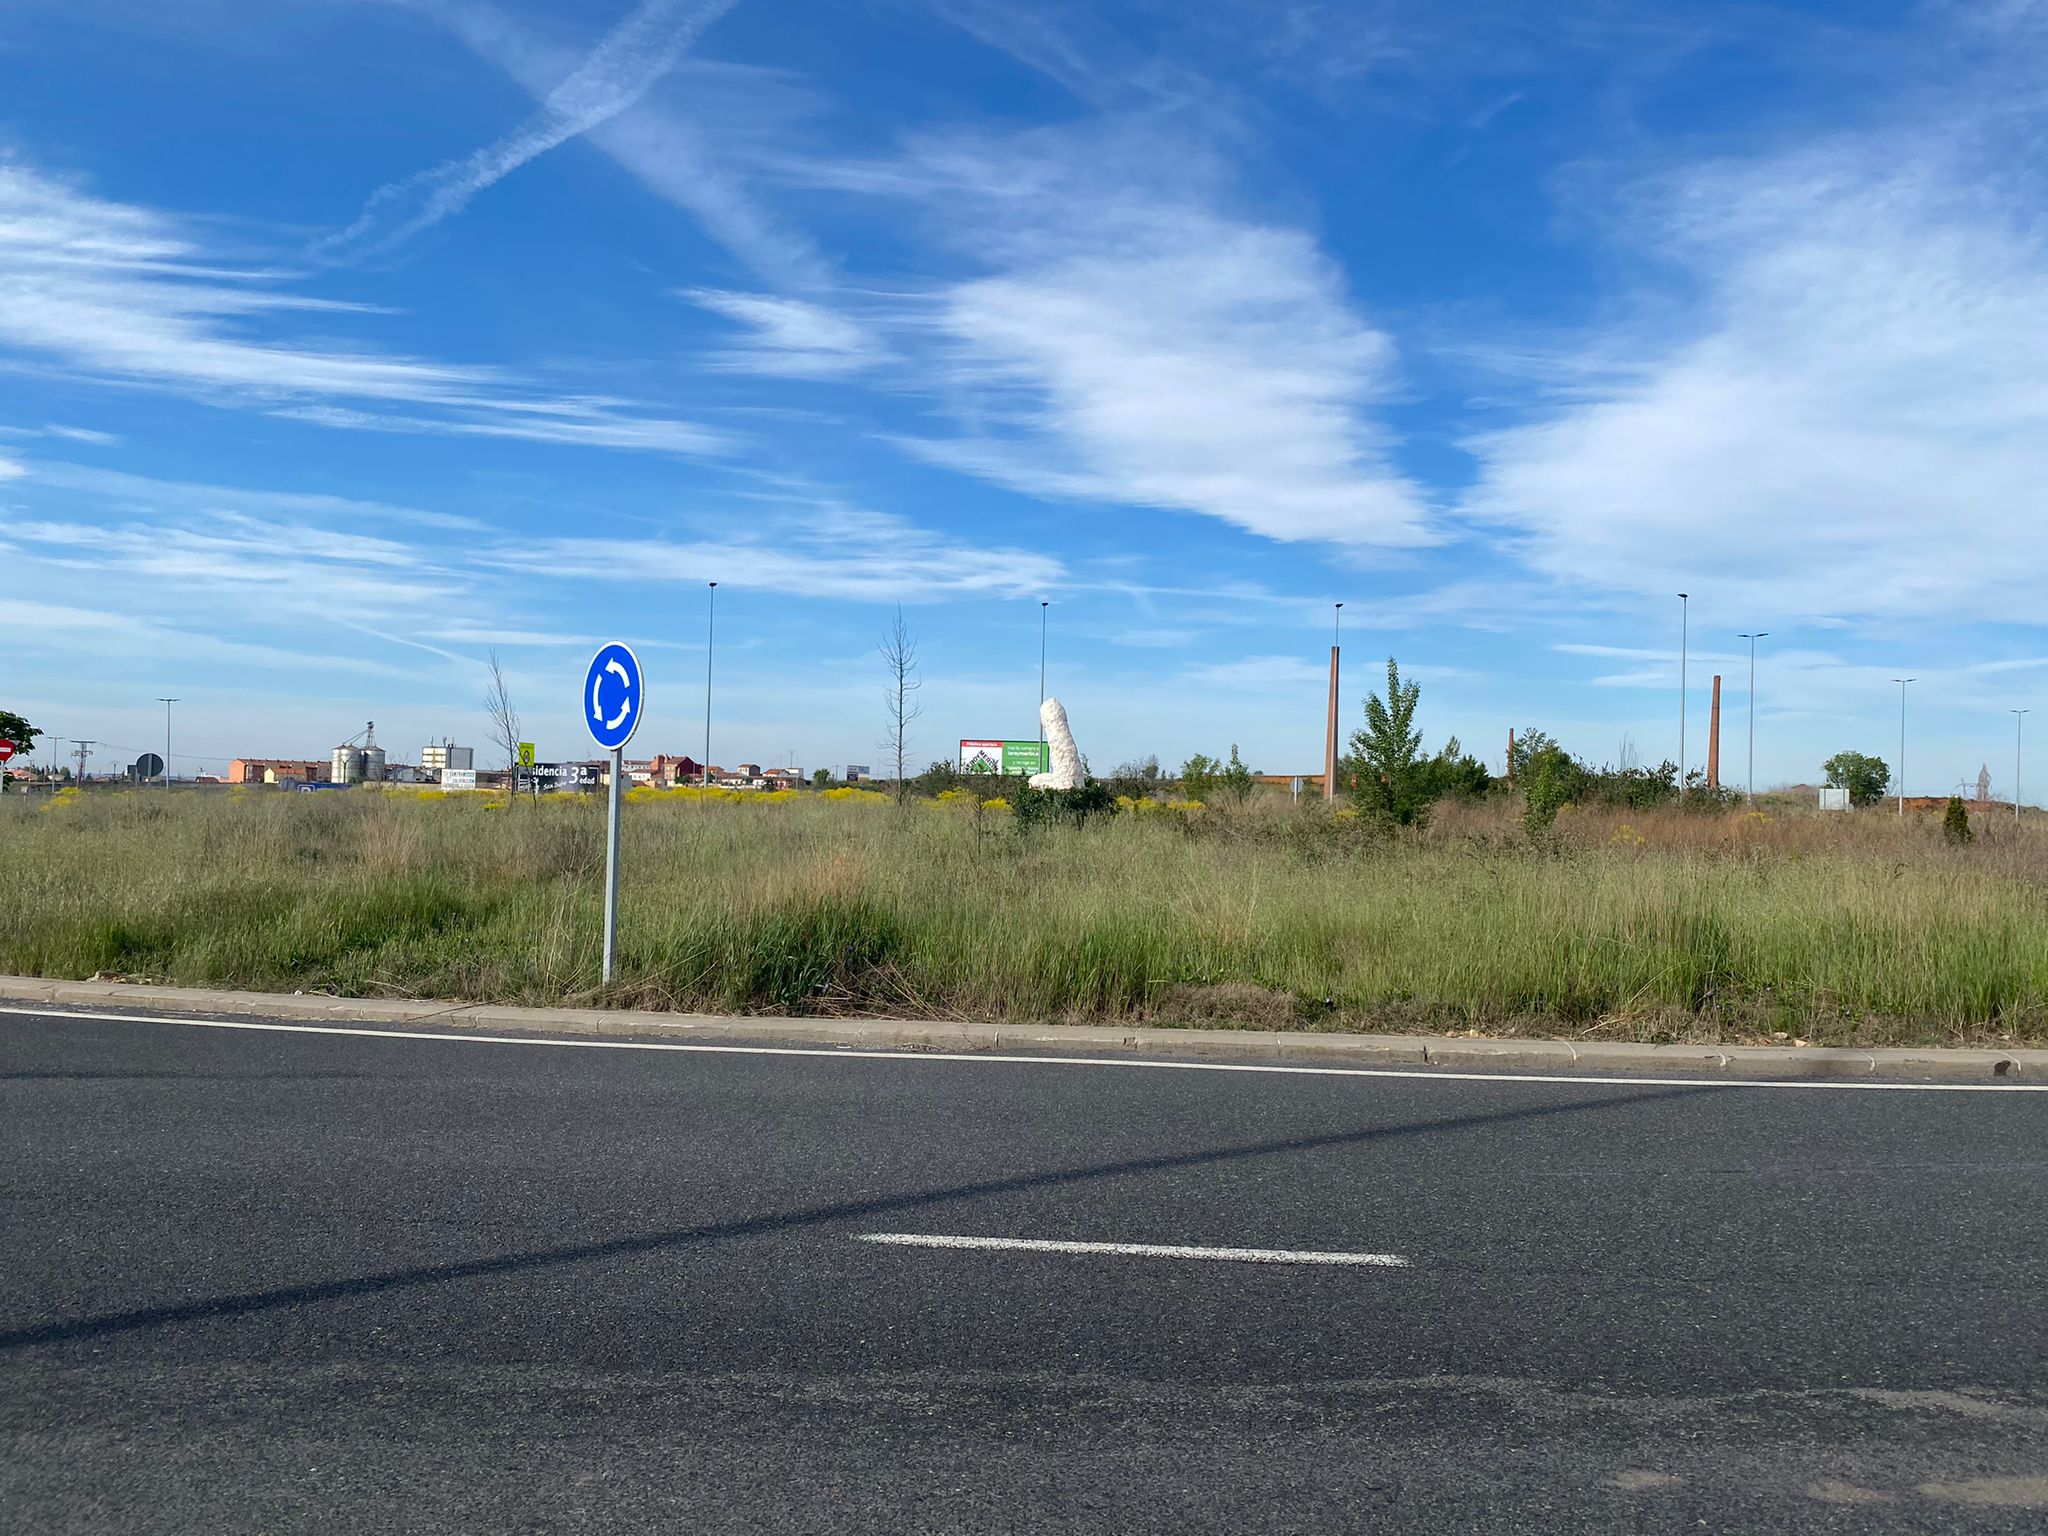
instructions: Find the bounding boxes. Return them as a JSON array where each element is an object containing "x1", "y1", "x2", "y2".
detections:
[
  {"x1": 1325, "y1": 644, "x2": 1340, "y2": 801},
  {"x1": 1708, "y1": 674, "x2": 1723, "y2": 790}
]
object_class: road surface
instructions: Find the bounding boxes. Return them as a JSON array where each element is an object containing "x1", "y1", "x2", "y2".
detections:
[{"x1": 4, "y1": 1004, "x2": 2046, "y2": 1533}]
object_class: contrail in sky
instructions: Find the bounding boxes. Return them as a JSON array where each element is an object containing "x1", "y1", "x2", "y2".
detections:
[{"x1": 318, "y1": 0, "x2": 741, "y2": 260}]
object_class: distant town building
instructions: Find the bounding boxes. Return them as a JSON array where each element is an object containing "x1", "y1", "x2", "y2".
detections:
[
  {"x1": 421, "y1": 741, "x2": 474, "y2": 775},
  {"x1": 227, "y1": 758, "x2": 328, "y2": 786}
]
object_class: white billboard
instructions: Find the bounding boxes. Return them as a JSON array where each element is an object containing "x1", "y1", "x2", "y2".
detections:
[{"x1": 440, "y1": 767, "x2": 478, "y2": 790}]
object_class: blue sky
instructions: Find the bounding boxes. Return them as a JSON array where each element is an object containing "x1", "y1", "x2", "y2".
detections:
[{"x1": 4, "y1": 0, "x2": 2046, "y2": 792}]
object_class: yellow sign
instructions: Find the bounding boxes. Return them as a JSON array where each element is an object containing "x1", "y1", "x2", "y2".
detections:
[{"x1": 517, "y1": 742, "x2": 536, "y2": 768}]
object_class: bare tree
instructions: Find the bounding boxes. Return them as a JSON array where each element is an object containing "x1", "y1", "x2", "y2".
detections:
[
  {"x1": 879, "y1": 607, "x2": 923, "y2": 804},
  {"x1": 484, "y1": 648, "x2": 521, "y2": 807}
]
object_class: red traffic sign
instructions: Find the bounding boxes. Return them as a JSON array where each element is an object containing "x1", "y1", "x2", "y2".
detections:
[{"x1": 0, "y1": 740, "x2": 15, "y2": 763}]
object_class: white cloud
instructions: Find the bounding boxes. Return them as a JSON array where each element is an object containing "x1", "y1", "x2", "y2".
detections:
[
  {"x1": 0, "y1": 452, "x2": 22, "y2": 480},
  {"x1": 682, "y1": 288, "x2": 883, "y2": 377},
  {"x1": 1461, "y1": 139, "x2": 2048, "y2": 624},
  {"x1": 0, "y1": 159, "x2": 728, "y2": 456},
  {"x1": 486, "y1": 503, "x2": 1064, "y2": 601},
  {"x1": 860, "y1": 125, "x2": 1435, "y2": 547}
]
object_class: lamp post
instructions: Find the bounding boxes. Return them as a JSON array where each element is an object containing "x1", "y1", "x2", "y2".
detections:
[
  {"x1": 703, "y1": 581, "x2": 717, "y2": 785},
  {"x1": 2013, "y1": 709, "x2": 2030, "y2": 827},
  {"x1": 1894, "y1": 677, "x2": 1914, "y2": 817},
  {"x1": 1736, "y1": 634, "x2": 1767, "y2": 804},
  {"x1": 157, "y1": 697, "x2": 178, "y2": 790},
  {"x1": 1677, "y1": 594, "x2": 1689, "y2": 790}
]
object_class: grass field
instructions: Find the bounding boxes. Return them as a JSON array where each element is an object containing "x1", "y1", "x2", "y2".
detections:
[{"x1": 3, "y1": 785, "x2": 2045, "y2": 1046}]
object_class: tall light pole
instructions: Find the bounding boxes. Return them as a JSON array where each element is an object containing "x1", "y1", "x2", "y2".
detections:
[
  {"x1": 1737, "y1": 634, "x2": 1766, "y2": 804},
  {"x1": 2013, "y1": 708, "x2": 2030, "y2": 827},
  {"x1": 1677, "y1": 594, "x2": 1689, "y2": 789},
  {"x1": 1039, "y1": 599, "x2": 1049, "y2": 764},
  {"x1": 1894, "y1": 677, "x2": 1914, "y2": 818},
  {"x1": 703, "y1": 581, "x2": 717, "y2": 785},
  {"x1": 157, "y1": 697, "x2": 178, "y2": 790}
]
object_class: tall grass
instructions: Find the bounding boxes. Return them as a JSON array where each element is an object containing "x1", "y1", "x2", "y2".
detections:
[{"x1": 3, "y1": 786, "x2": 2045, "y2": 1045}]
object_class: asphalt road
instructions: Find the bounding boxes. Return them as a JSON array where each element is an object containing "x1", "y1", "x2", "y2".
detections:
[{"x1": 3, "y1": 1005, "x2": 2046, "y2": 1534}]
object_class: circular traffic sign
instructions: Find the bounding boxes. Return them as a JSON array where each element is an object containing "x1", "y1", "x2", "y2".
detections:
[
  {"x1": 583, "y1": 642, "x2": 644, "y2": 752},
  {"x1": 0, "y1": 739, "x2": 14, "y2": 763},
  {"x1": 134, "y1": 752, "x2": 165, "y2": 779}
]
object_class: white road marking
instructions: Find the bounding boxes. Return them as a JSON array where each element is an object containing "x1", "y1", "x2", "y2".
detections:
[
  {"x1": 858, "y1": 1233, "x2": 1410, "y2": 1266},
  {"x1": 3, "y1": 1006, "x2": 2043, "y2": 1093}
]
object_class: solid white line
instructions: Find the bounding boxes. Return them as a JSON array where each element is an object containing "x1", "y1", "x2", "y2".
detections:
[
  {"x1": 858, "y1": 1233, "x2": 1410, "y2": 1267},
  {"x1": 3, "y1": 1005, "x2": 2043, "y2": 1093}
]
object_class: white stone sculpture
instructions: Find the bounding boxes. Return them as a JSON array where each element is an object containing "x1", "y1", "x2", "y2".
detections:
[{"x1": 1029, "y1": 697, "x2": 1084, "y2": 789}]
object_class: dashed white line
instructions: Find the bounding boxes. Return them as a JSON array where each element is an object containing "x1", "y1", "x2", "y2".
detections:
[
  {"x1": 858, "y1": 1233, "x2": 1411, "y2": 1266},
  {"x1": 5, "y1": 1006, "x2": 2044, "y2": 1092}
]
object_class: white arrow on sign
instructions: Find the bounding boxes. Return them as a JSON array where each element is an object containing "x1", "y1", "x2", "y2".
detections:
[{"x1": 601, "y1": 658, "x2": 633, "y2": 731}]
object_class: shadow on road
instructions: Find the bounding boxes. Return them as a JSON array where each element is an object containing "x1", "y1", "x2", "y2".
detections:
[{"x1": 1, "y1": 1082, "x2": 1713, "y2": 1351}]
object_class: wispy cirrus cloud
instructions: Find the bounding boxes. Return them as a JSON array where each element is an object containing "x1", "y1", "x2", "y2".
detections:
[
  {"x1": 485, "y1": 501, "x2": 1064, "y2": 601},
  {"x1": 846, "y1": 123, "x2": 1436, "y2": 548},
  {"x1": 0, "y1": 159, "x2": 730, "y2": 456},
  {"x1": 1460, "y1": 127, "x2": 2048, "y2": 625},
  {"x1": 682, "y1": 288, "x2": 885, "y2": 378},
  {"x1": 320, "y1": 0, "x2": 741, "y2": 260}
]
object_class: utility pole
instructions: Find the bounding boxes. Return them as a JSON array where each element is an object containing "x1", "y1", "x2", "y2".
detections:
[
  {"x1": 703, "y1": 580, "x2": 717, "y2": 785},
  {"x1": 70, "y1": 739, "x2": 96, "y2": 784},
  {"x1": 2013, "y1": 709, "x2": 2030, "y2": 827},
  {"x1": 1738, "y1": 634, "x2": 1767, "y2": 803},
  {"x1": 1894, "y1": 678, "x2": 1914, "y2": 818},
  {"x1": 158, "y1": 697, "x2": 178, "y2": 789}
]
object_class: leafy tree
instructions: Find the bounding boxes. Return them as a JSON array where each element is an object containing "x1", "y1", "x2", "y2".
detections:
[
  {"x1": 909, "y1": 759, "x2": 962, "y2": 798},
  {"x1": 1215, "y1": 745, "x2": 1257, "y2": 806},
  {"x1": 1521, "y1": 743, "x2": 1585, "y2": 830},
  {"x1": 0, "y1": 709, "x2": 40, "y2": 754},
  {"x1": 1943, "y1": 795, "x2": 1974, "y2": 844},
  {"x1": 1508, "y1": 728, "x2": 1559, "y2": 786},
  {"x1": 1344, "y1": 657, "x2": 1428, "y2": 824},
  {"x1": 811, "y1": 767, "x2": 831, "y2": 790},
  {"x1": 1823, "y1": 750, "x2": 1891, "y2": 808},
  {"x1": 1417, "y1": 737, "x2": 1492, "y2": 802},
  {"x1": 1177, "y1": 753, "x2": 1221, "y2": 802}
]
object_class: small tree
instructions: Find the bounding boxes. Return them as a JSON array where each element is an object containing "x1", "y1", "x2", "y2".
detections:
[
  {"x1": 1178, "y1": 753, "x2": 1221, "y2": 803},
  {"x1": 1346, "y1": 657, "x2": 1426, "y2": 824},
  {"x1": 811, "y1": 767, "x2": 831, "y2": 790},
  {"x1": 1823, "y1": 750, "x2": 1891, "y2": 808},
  {"x1": 1216, "y1": 745, "x2": 1257, "y2": 806},
  {"x1": 1943, "y1": 795, "x2": 1974, "y2": 844},
  {"x1": 483, "y1": 649, "x2": 521, "y2": 807},
  {"x1": 879, "y1": 608, "x2": 923, "y2": 805}
]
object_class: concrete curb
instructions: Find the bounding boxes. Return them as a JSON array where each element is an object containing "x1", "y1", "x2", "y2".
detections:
[{"x1": 0, "y1": 975, "x2": 2037, "y2": 1081}]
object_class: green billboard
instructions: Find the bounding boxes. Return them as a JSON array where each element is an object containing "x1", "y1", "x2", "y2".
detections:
[{"x1": 959, "y1": 739, "x2": 1049, "y2": 776}]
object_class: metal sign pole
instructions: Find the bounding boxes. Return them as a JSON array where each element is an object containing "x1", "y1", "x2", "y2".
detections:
[{"x1": 603, "y1": 745, "x2": 622, "y2": 985}]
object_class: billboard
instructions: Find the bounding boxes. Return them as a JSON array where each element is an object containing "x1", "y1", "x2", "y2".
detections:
[
  {"x1": 844, "y1": 764, "x2": 870, "y2": 782},
  {"x1": 959, "y1": 739, "x2": 1049, "y2": 776},
  {"x1": 440, "y1": 767, "x2": 478, "y2": 790}
]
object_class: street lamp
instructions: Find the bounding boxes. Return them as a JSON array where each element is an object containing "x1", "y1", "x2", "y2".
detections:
[
  {"x1": 703, "y1": 581, "x2": 717, "y2": 785},
  {"x1": 2012, "y1": 709, "x2": 2030, "y2": 827},
  {"x1": 1677, "y1": 594, "x2": 1689, "y2": 787},
  {"x1": 1893, "y1": 678, "x2": 1914, "y2": 818},
  {"x1": 157, "y1": 697, "x2": 178, "y2": 790},
  {"x1": 1737, "y1": 635, "x2": 1767, "y2": 804}
]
